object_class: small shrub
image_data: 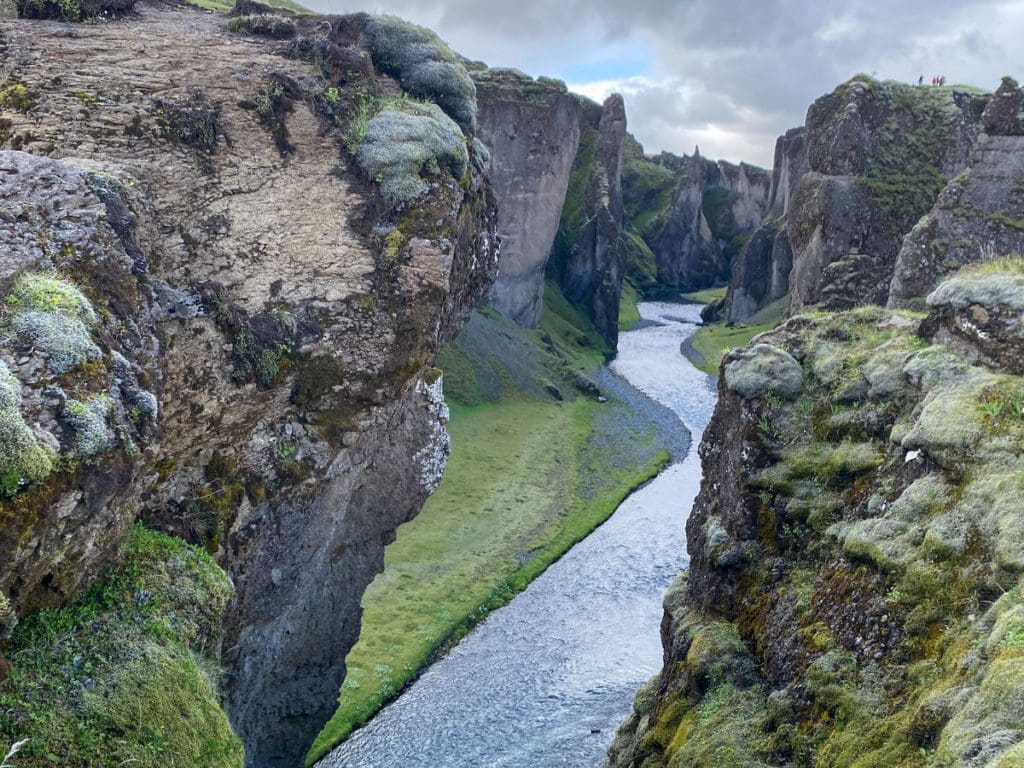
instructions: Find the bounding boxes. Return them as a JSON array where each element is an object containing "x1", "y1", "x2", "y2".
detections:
[
  {"x1": 364, "y1": 15, "x2": 477, "y2": 133},
  {"x1": 0, "y1": 79, "x2": 34, "y2": 111}
]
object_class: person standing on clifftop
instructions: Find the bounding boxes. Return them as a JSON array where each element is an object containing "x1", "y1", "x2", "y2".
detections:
[
  {"x1": 940, "y1": 75, "x2": 947, "y2": 86},
  {"x1": 932, "y1": 75, "x2": 937, "y2": 85},
  {"x1": 919, "y1": 75, "x2": 924, "y2": 85}
]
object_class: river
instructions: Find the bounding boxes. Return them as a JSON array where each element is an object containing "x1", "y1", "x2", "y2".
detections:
[{"x1": 322, "y1": 301, "x2": 717, "y2": 768}]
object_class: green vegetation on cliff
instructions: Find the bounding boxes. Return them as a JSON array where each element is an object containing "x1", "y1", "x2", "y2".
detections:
[
  {"x1": 311, "y1": 282, "x2": 670, "y2": 760},
  {"x1": 610, "y1": 262, "x2": 1024, "y2": 768},
  {"x1": 683, "y1": 291, "x2": 787, "y2": 376},
  {"x1": 0, "y1": 527, "x2": 241, "y2": 768}
]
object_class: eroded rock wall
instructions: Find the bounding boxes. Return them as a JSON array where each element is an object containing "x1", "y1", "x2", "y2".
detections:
[
  {"x1": 474, "y1": 68, "x2": 586, "y2": 327},
  {"x1": 0, "y1": 6, "x2": 497, "y2": 767},
  {"x1": 889, "y1": 77, "x2": 1024, "y2": 308}
]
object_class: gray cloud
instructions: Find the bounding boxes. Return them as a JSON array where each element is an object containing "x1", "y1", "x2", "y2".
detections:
[{"x1": 307, "y1": 0, "x2": 1024, "y2": 167}]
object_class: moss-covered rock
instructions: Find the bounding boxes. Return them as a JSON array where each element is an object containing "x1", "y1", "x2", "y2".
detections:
[
  {"x1": 611, "y1": 264, "x2": 1024, "y2": 768},
  {"x1": 0, "y1": 526, "x2": 241, "y2": 768},
  {"x1": 723, "y1": 343, "x2": 804, "y2": 400},
  {"x1": 6, "y1": 273, "x2": 101, "y2": 376},
  {"x1": 364, "y1": 15, "x2": 477, "y2": 133},
  {"x1": 355, "y1": 99, "x2": 468, "y2": 205},
  {"x1": 0, "y1": 361, "x2": 54, "y2": 494}
]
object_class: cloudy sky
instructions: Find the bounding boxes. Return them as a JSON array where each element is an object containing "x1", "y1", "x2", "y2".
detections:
[{"x1": 306, "y1": 0, "x2": 1024, "y2": 168}]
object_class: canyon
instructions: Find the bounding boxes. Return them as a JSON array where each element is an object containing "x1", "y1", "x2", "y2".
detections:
[{"x1": 0, "y1": 2, "x2": 1022, "y2": 768}]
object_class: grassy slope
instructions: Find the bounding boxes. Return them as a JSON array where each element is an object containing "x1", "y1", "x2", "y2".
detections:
[
  {"x1": 309, "y1": 284, "x2": 670, "y2": 761},
  {"x1": 684, "y1": 293, "x2": 788, "y2": 376},
  {"x1": 618, "y1": 282, "x2": 642, "y2": 332}
]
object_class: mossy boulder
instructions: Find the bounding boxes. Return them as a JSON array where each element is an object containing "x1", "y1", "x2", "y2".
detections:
[
  {"x1": 364, "y1": 15, "x2": 478, "y2": 133},
  {"x1": 355, "y1": 99, "x2": 469, "y2": 205},
  {"x1": 723, "y1": 343, "x2": 803, "y2": 399},
  {"x1": 0, "y1": 527, "x2": 241, "y2": 768},
  {"x1": 0, "y1": 360, "x2": 54, "y2": 493}
]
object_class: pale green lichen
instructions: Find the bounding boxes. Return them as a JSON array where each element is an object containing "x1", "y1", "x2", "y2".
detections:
[
  {"x1": 62, "y1": 395, "x2": 113, "y2": 459},
  {"x1": 355, "y1": 99, "x2": 468, "y2": 204},
  {"x1": 0, "y1": 591, "x2": 16, "y2": 639},
  {"x1": 0, "y1": 360, "x2": 54, "y2": 494},
  {"x1": 6, "y1": 273, "x2": 101, "y2": 375},
  {"x1": 927, "y1": 269, "x2": 1024, "y2": 311},
  {"x1": 723, "y1": 343, "x2": 804, "y2": 400},
  {"x1": 364, "y1": 15, "x2": 478, "y2": 133}
]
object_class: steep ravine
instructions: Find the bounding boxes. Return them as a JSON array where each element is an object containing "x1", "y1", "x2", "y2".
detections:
[
  {"x1": 323, "y1": 301, "x2": 716, "y2": 767},
  {"x1": 0, "y1": 6, "x2": 497, "y2": 767}
]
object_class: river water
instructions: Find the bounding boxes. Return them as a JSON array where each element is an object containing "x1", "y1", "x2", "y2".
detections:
[{"x1": 322, "y1": 301, "x2": 717, "y2": 768}]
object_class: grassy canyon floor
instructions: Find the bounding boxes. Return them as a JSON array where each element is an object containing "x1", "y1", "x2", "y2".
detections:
[{"x1": 310, "y1": 285, "x2": 671, "y2": 760}]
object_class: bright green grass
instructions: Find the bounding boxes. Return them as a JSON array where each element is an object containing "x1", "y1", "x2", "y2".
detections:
[
  {"x1": 618, "y1": 282, "x2": 642, "y2": 332},
  {"x1": 185, "y1": 0, "x2": 312, "y2": 13},
  {"x1": 308, "y1": 398, "x2": 667, "y2": 762},
  {"x1": 682, "y1": 286, "x2": 727, "y2": 304},
  {"x1": 685, "y1": 294, "x2": 787, "y2": 376}
]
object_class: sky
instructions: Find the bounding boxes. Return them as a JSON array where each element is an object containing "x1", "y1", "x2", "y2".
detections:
[{"x1": 306, "y1": 0, "x2": 1024, "y2": 168}]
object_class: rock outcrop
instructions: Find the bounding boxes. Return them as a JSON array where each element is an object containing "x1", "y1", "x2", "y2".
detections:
[
  {"x1": 644, "y1": 149, "x2": 770, "y2": 292},
  {"x1": 889, "y1": 77, "x2": 1024, "y2": 308},
  {"x1": 474, "y1": 68, "x2": 587, "y2": 328},
  {"x1": 724, "y1": 128, "x2": 807, "y2": 322},
  {"x1": 550, "y1": 94, "x2": 628, "y2": 346},
  {"x1": 787, "y1": 77, "x2": 986, "y2": 313},
  {"x1": 0, "y1": 6, "x2": 497, "y2": 767},
  {"x1": 608, "y1": 262, "x2": 1024, "y2": 768}
]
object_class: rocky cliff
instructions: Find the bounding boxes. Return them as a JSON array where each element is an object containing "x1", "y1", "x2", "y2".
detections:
[
  {"x1": 549, "y1": 94, "x2": 628, "y2": 346},
  {"x1": 620, "y1": 143, "x2": 770, "y2": 295},
  {"x1": 0, "y1": 6, "x2": 497, "y2": 767},
  {"x1": 473, "y1": 68, "x2": 586, "y2": 328},
  {"x1": 608, "y1": 260, "x2": 1024, "y2": 768},
  {"x1": 724, "y1": 77, "x2": 989, "y2": 324},
  {"x1": 889, "y1": 77, "x2": 1024, "y2": 308},
  {"x1": 788, "y1": 77, "x2": 985, "y2": 313},
  {"x1": 724, "y1": 127, "x2": 807, "y2": 323}
]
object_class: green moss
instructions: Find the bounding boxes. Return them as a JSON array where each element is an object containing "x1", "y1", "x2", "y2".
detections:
[
  {"x1": 618, "y1": 282, "x2": 642, "y2": 332},
  {"x1": 0, "y1": 80, "x2": 35, "y2": 111},
  {"x1": 355, "y1": 98, "x2": 468, "y2": 204},
  {"x1": 364, "y1": 15, "x2": 477, "y2": 133},
  {"x1": 551, "y1": 125, "x2": 598, "y2": 267},
  {"x1": 701, "y1": 186, "x2": 734, "y2": 237},
  {"x1": 0, "y1": 362, "x2": 54, "y2": 496},
  {"x1": 184, "y1": 0, "x2": 309, "y2": 12},
  {"x1": 987, "y1": 210, "x2": 1024, "y2": 231},
  {"x1": 0, "y1": 526, "x2": 241, "y2": 767},
  {"x1": 226, "y1": 13, "x2": 296, "y2": 38},
  {"x1": 6, "y1": 273, "x2": 101, "y2": 375}
]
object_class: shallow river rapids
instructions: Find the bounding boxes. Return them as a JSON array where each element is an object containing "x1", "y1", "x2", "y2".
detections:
[{"x1": 323, "y1": 301, "x2": 718, "y2": 768}]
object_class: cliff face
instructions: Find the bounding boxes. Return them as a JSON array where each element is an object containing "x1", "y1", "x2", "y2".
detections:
[
  {"x1": 0, "y1": 6, "x2": 497, "y2": 767},
  {"x1": 787, "y1": 77, "x2": 986, "y2": 313},
  {"x1": 609, "y1": 262, "x2": 1024, "y2": 768},
  {"x1": 621, "y1": 144, "x2": 770, "y2": 294},
  {"x1": 724, "y1": 77, "x2": 989, "y2": 324},
  {"x1": 889, "y1": 77, "x2": 1024, "y2": 308},
  {"x1": 474, "y1": 69, "x2": 586, "y2": 327},
  {"x1": 725, "y1": 128, "x2": 807, "y2": 323},
  {"x1": 551, "y1": 94, "x2": 628, "y2": 346}
]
